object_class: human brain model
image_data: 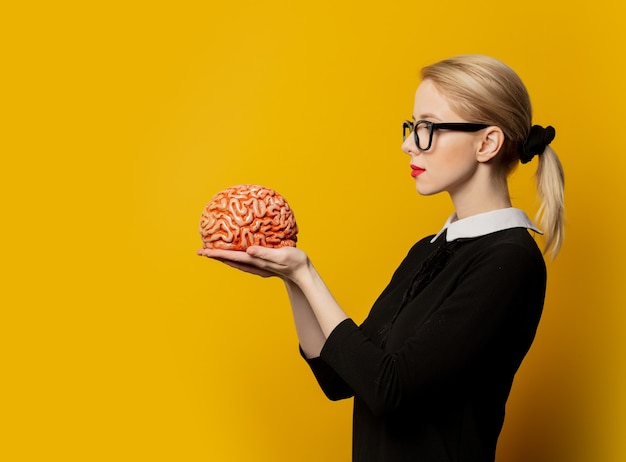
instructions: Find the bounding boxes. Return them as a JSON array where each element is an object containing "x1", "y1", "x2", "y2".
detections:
[{"x1": 199, "y1": 184, "x2": 298, "y2": 250}]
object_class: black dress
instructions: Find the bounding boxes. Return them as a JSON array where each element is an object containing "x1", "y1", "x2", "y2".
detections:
[{"x1": 304, "y1": 210, "x2": 546, "y2": 462}]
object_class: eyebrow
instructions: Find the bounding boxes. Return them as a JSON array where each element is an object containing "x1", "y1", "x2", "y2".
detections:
[{"x1": 414, "y1": 113, "x2": 440, "y2": 121}]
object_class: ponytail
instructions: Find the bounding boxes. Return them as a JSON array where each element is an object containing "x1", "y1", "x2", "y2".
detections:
[{"x1": 535, "y1": 145, "x2": 565, "y2": 258}]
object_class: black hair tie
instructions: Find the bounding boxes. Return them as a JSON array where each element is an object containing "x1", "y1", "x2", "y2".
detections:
[{"x1": 520, "y1": 125, "x2": 556, "y2": 164}]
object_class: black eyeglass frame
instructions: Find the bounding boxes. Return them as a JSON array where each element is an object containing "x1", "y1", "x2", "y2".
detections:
[{"x1": 403, "y1": 119, "x2": 490, "y2": 151}]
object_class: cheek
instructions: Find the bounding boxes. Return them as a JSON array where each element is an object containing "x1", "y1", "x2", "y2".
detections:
[
  {"x1": 429, "y1": 137, "x2": 478, "y2": 171},
  {"x1": 428, "y1": 151, "x2": 476, "y2": 176}
]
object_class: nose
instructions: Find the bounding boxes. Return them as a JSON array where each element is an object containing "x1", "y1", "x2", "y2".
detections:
[{"x1": 402, "y1": 136, "x2": 417, "y2": 156}]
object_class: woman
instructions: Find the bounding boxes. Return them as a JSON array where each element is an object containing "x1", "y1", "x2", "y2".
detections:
[{"x1": 198, "y1": 54, "x2": 564, "y2": 462}]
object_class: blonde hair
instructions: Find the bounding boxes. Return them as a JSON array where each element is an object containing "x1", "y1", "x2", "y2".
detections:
[{"x1": 421, "y1": 54, "x2": 565, "y2": 258}]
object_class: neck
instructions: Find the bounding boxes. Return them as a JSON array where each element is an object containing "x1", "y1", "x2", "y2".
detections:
[{"x1": 449, "y1": 169, "x2": 512, "y2": 220}]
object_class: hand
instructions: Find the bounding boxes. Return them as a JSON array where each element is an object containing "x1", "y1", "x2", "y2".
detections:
[{"x1": 197, "y1": 246, "x2": 309, "y2": 281}]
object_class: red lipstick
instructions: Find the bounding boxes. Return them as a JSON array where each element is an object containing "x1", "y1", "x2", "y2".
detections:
[{"x1": 410, "y1": 164, "x2": 425, "y2": 178}]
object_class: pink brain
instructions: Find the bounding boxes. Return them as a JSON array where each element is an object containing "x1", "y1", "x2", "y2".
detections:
[{"x1": 199, "y1": 184, "x2": 298, "y2": 250}]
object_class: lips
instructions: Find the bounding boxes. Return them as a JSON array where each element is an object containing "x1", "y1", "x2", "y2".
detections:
[{"x1": 410, "y1": 164, "x2": 425, "y2": 178}]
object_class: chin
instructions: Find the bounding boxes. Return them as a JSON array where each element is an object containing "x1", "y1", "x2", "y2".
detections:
[{"x1": 415, "y1": 183, "x2": 442, "y2": 196}]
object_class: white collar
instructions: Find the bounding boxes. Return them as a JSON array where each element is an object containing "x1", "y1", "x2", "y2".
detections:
[{"x1": 430, "y1": 208, "x2": 542, "y2": 243}]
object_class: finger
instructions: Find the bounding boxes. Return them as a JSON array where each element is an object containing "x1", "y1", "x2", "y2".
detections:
[
  {"x1": 197, "y1": 248, "x2": 247, "y2": 260},
  {"x1": 245, "y1": 245, "x2": 271, "y2": 258},
  {"x1": 198, "y1": 248, "x2": 280, "y2": 274},
  {"x1": 245, "y1": 245, "x2": 288, "y2": 265},
  {"x1": 215, "y1": 258, "x2": 275, "y2": 278}
]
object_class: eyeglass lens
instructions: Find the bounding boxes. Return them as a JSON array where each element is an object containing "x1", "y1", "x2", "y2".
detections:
[{"x1": 403, "y1": 121, "x2": 432, "y2": 150}]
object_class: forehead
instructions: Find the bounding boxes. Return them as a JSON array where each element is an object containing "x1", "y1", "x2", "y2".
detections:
[{"x1": 413, "y1": 79, "x2": 460, "y2": 120}]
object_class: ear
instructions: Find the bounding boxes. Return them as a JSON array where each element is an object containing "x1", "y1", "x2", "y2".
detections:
[{"x1": 476, "y1": 126, "x2": 505, "y2": 163}]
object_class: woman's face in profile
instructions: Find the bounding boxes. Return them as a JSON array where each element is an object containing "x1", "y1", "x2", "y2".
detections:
[{"x1": 402, "y1": 79, "x2": 484, "y2": 197}]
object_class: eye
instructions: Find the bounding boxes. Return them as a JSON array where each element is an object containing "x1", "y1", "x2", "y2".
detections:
[{"x1": 415, "y1": 121, "x2": 431, "y2": 136}]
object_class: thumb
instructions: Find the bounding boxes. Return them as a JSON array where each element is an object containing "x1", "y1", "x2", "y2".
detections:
[
  {"x1": 246, "y1": 245, "x2": 265, "y2": 258},
  {"x1": 246, "y1": 245, "x2": 287, "y2": 265}
]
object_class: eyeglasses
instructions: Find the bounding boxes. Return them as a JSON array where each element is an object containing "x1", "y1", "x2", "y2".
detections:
[{"x1": 402, "y1": 119, "x2": 490, "y2": 151}]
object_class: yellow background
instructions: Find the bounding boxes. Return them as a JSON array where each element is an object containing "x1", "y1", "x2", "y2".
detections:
[{"x1": 2, "y1": 1, "x2": 625, "y2": 461}]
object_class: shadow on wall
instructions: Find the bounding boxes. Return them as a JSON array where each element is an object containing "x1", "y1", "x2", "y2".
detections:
[
  {"x1": 500, "y1": 360, "x2": 588, "y2": 462},
  {"x1": 499, "y1": 211, "x2": 606, "y2": 462}
]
